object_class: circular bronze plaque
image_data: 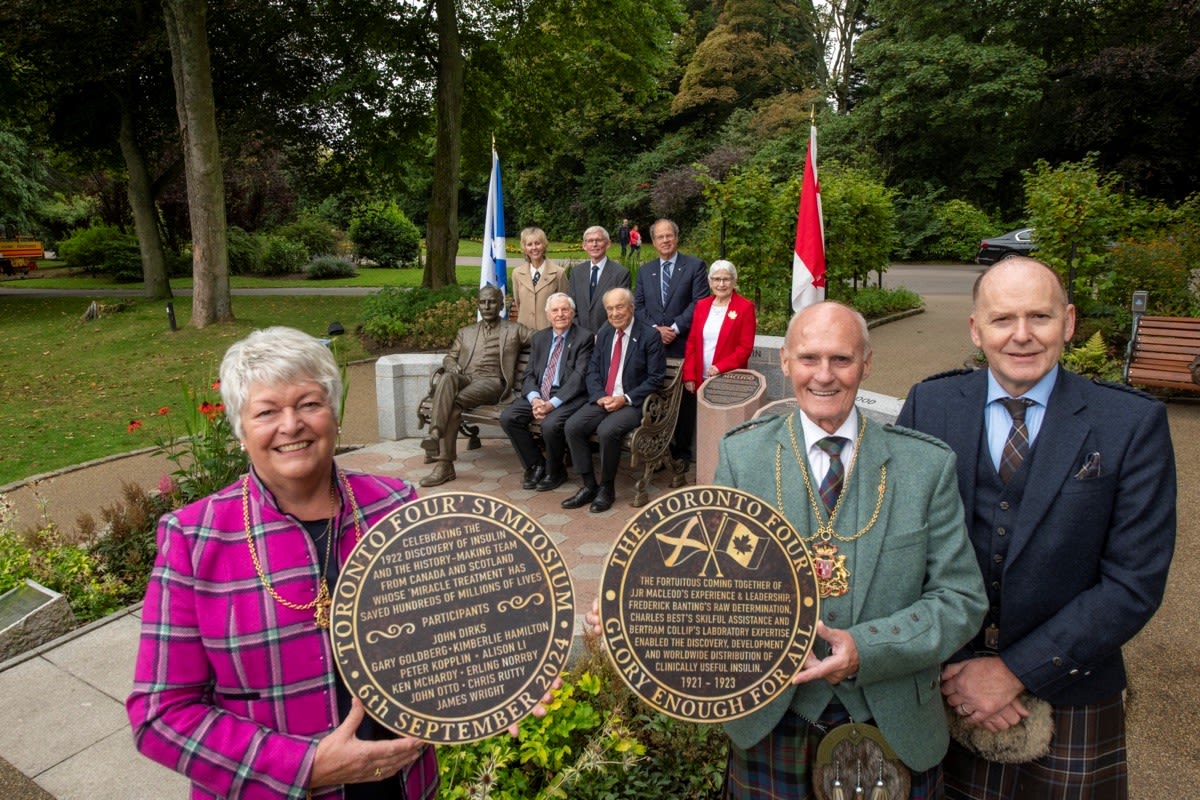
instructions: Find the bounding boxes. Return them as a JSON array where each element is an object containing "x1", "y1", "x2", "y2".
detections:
[
  {"x1": 600, "y1": 486, "x2": 820, "y2": 723},
  {"x1": 331, "y1": 492, "x2": 575, "y2": 743}
]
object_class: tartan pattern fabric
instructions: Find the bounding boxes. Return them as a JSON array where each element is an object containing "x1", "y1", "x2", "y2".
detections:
[
  {"x1": 128, "y1": 468, "x2": 438, "y2": 800},
  {"x1": 724, "y1": 703, "x2": 943, "y2": 799},
  {"x1": 944, "y1": 694, "x2": 1127, "y2": 800},
  {"x1": 998, "y1": 398, "x2": 1033, "y2": 483},
  {"x1": 816, "y1": 436, "x2": 848, "y2": 511}
]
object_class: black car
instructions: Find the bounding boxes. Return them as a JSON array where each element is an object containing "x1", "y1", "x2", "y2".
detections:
[{"x1": 975, "y1": 228, "x2": 1034, "y2": 265}]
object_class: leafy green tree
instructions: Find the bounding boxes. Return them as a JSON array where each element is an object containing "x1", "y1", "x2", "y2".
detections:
[
  {"x1": 820, "y1": 166, "x2": 896, "y2": 289},
  {"x1": 0, "y1": 126, "x2": 48, "y2": 235},
  {"x1": 853, "y1": 32, "x2": 1044, "y2": 206},
  {"x1": 696, "y1": 165, "x2": 797, "y2": 308},
  {"x1": 1023, "y1": 157, "x2": 1122, "y2": 300}
]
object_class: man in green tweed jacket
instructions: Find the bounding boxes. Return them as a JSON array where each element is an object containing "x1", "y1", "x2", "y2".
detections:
[{"x1": 717, "y1": 302, "x2": 986, "y2": 799}]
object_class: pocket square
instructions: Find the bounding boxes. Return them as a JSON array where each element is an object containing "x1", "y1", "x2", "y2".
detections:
[{"x1": 1074, "y1": 451, "x2": 1102, "y2": 479}]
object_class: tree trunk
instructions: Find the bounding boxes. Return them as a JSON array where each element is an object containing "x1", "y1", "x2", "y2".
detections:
[
  {"x1": 117, "y1": 97, "x2": 172, "y2": 300},
  {"x1": 423, "y1": 0, "x2": 464, "y2": 289},
  {"x1": 163, "y1": 0, "x2": 232, "y2": 327}
]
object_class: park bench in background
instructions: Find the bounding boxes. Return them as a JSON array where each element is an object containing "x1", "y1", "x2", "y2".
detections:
[
  {"x1": 1123, "y1": 315, "x2": 1200, "y2": 393},
  {"x1": 416, "y1": 352, "x2": 687, "y2": 506}
]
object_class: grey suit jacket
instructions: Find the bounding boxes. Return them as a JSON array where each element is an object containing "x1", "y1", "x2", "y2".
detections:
[
  {"x1": 716, "y1": 411, "x2": 986, "y2": 771},
  {"x1": 566, "y1": 259, "x2": 631, "y2": 333}
]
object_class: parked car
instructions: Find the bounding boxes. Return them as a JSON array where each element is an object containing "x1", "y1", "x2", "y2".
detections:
[{"x1": 975, "y1": 228, "x2": 1034, "y2": 265}]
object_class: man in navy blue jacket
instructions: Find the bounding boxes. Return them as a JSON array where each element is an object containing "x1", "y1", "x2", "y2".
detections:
[{"x1": 897, "y1": 257, "x2": 1176, "y2": 800}]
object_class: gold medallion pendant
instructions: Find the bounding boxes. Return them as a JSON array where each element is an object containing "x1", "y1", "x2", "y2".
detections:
[
  {"x1": 776, "y1": 415, "x2": 887, "y2": 599},
  {"x1": 812, "y1": 541, "x2": 850, "y2": 598}
]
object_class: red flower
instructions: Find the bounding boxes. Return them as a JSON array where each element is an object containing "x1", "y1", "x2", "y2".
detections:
[
  {"x1": 158, "y1": 406, "x2": 170, "y2": 415},
  {"x1": 128, "y1": 420, "x2": 143, "y2": 433},
  {"x1": 212, "y1": 380, "x2": 221, "y2": 391}
]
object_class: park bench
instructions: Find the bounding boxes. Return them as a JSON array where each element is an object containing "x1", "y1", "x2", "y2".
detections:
[
  {"x1": 1123, "y1": 314, "x2": 1200, "y2": 393},
  {"x1": 416, "y1": 350, "x2": 687, "y2": 506}
]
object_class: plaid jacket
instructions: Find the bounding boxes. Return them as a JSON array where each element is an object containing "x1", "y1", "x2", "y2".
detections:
[{"x1": 127, "y1": 468, "x2": 438, "y2": 800}]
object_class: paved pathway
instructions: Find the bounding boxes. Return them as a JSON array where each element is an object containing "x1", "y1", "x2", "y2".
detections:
[{"x1": 2, "y1": 266, "x2": 1196, "y2": 797}]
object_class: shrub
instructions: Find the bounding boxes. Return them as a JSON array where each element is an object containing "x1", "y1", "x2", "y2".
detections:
[
  {"x1": 821, "y1": 166, "x2": 897, "y2": 288},
  {"x1": 349, "y1": 201, "x2": 421, "y2": 268},
  {"x1": 258, "y1": 234, "x2": 309, "y2": 276},
  {"x1": 305, "y1": 255, "x2": 358, "y2": 280},
  {"x1": 58, "y1": 225, "x2": 140, "y2": 274},
  {"x1": 275, "y1": 213, "x2": 340, "y2": 257},
  {"x1": 1097, "y1": 235, "x2": 1198, "y2": 318},
  {"x1": 226, "y1": 225, "x2": 262, "y2": 275},
  {"x1": 360, "y1": 286, "x2": 478, "y2": 350},
  {"x1": 77, "y1": 482, "x2": 167, "y2": 606},
  {"x1": 928, "y1": 199, "x2": 996, "y2": 262}
]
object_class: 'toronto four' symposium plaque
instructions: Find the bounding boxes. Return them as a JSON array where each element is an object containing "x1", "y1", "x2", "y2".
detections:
[
  {"x1": 332, "y1": 492, "x2": 574, "y2": 743},
  {"x1": 600, "y1": 486, "x2": 821, "y2": 723}
]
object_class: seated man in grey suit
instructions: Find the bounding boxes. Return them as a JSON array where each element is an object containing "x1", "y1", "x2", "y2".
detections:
[
  {"x1": 499, "y1": 292, "x2": 594, "y2": 492},
  {"x1": 566, "y1": 226, "x2": 631, "y2": 334},
  {"x1": 561, "y1": 287, "x2": 664, "y2": 513}
]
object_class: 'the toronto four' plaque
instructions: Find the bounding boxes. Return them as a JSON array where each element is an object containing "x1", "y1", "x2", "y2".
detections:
[
  {"x1": 600, "y1": 486, "x2": 821, "y2": 723},
  {"x1": 331, "y1": 492, "x2": 574, "y2": 743}
]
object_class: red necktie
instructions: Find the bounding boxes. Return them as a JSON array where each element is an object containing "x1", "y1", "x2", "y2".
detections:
[{"x1": 605, "y1": 330, "x2": 624, "y2": 396}]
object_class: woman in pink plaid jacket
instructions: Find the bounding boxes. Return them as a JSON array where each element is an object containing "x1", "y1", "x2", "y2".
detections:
[{"x1": 127, "y1": 327, "x2": 438, "y2": 799}]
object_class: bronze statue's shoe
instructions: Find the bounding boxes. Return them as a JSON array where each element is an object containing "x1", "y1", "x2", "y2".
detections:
[
  {"x1": 420, "y1": 436, "x2": 439, "y2": 458},
  {"x1": 420, "y1": 462, "x2": 456, "y2": 487}
]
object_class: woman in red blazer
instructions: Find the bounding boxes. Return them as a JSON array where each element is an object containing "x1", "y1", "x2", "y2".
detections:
[{"x1": 683, "y1": 260, "x2": 757, "y2": 392}]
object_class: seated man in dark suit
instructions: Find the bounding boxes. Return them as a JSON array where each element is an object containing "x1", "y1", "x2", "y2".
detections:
[
  {"x1": 562, "y1": 287, "x2": 665, "y2": 513},
  {"x1": 499, "y1": 292, "x2": 594, "y2": 492}
]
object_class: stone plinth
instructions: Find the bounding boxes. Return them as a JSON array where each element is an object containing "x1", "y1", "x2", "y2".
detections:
[
  {"x1": 0, "y1": 579, "x2": 75, "y2": 661},
  {"x1": 375, "y1": 353, "x2": 442, "y2": 440},
  {"x1": 696, "y1": 369, "x2": 768, "y2": 483}
]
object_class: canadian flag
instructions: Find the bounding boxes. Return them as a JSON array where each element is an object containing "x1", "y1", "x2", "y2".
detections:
[{"x1": 791, "y1": 125, "x2": 826, "y2": 312}]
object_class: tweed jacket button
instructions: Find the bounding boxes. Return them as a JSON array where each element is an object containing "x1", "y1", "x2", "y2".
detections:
[{"x1": 868, "y1": 625, "x2": 879, "y2": 634}]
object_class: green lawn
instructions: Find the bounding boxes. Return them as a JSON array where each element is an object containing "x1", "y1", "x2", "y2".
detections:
[{"x1": 0, "y1": 242, "x2": 621, "y2": 486}]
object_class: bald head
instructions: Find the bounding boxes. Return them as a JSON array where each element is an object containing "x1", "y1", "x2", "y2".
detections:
[{"x1": 780, "y1": 302, "x2": 873, "y2": 433}]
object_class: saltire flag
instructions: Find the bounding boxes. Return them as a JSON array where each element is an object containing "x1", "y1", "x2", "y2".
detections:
[
  {"x1": 480, "y1": 148, "x2": 508, "y2": 316},
  {"x1": 791, "y1": 124, "x2": 826, "y2": 312}
]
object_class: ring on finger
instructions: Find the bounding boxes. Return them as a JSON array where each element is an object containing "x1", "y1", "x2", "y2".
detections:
[
  {"x1": 374, "y1": 767, "x2": 383, "y2": 778},
  {"x1": 959, "y1": 703, "x2": 971, "y2": 716}
]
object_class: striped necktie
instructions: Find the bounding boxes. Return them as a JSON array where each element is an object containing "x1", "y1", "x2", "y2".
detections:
[{"x1": 999, "y1": 397, "x2": 1034, "y2": 482}]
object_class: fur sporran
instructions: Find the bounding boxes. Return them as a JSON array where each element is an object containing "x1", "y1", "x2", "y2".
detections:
[
  {"x1": 813, "y1": 723, "x2": 910, "y2": 800},
  {"x1": 945, "y1": 692, "x2": 1054, "y2": 764}
]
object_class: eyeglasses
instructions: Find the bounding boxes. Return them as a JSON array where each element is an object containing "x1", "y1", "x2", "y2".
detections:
[{"x1": 710, "y1": 276, "x2": 733, "y2": 283}]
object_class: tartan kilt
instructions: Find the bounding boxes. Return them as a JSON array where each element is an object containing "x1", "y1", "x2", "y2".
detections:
[
  {"x1": 944, "y1": 694, "x2": 1127, "y2": 800},
  {"x1": 723, "y1": 703, "x2": 943, "y2": 800}
]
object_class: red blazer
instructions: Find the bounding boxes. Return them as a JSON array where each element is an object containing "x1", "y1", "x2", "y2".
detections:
[{"x1": 682, "y1": 291, "x2": 757, "y2": 385}]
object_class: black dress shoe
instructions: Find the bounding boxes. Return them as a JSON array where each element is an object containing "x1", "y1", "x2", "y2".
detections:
[
  {"x1": 589, "y1": 486, "x2": 615, "y2": 513},
  {"x1": 536, "y1": 471, "x2": 567, "y2": 492},
  {"x1": 522, "y1": 465, "x2": 546, "y2": 490},
  {"x1": 561, "y1": 485, "x2": 598, "y2": 509}
]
